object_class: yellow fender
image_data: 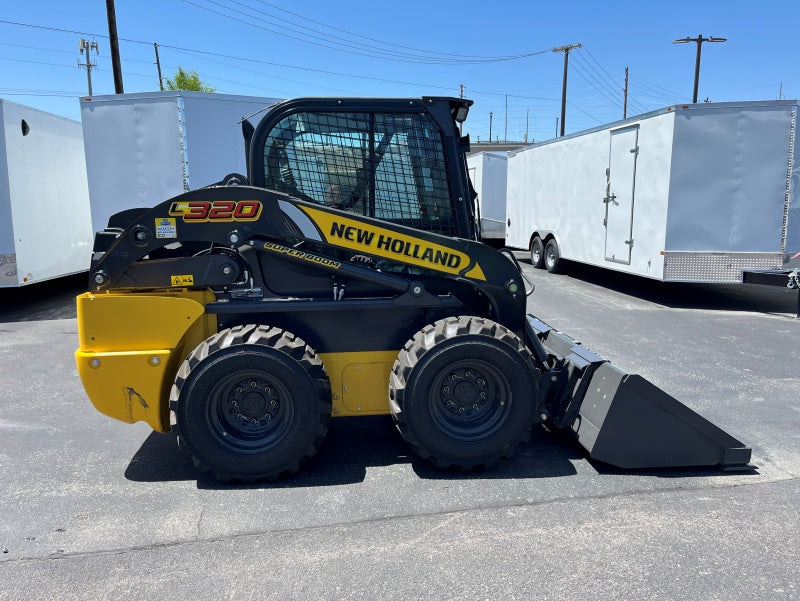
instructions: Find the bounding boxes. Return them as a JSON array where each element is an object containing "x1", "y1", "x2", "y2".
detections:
[{"x1": 75, "y1": 290, "x2": 217, "y2": 431}]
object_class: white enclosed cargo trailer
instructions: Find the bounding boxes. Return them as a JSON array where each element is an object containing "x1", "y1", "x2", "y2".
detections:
[
  {"x1": 80, "y1": 91, "x2": 281, "y2": 233},
  {"x1": 467, "y1": 151, "x2": 508, "y2": 244},
  {"x1": 506, "y1": 100, "x2": 799, "y2": 282},
  {"x1": 0, "y1": 100, "x2": 92, "y2": 288}
]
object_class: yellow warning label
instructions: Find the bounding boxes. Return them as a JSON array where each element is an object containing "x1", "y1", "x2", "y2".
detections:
[{"x1": 170, "y1": 274, "x2": 194, "y2": 286}]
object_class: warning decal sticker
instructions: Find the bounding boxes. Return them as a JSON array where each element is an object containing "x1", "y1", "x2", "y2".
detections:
[
  {"x1": 156, "y1": 218, "x2": 178, "y2": 239},
  {"x1": 170, "y1": 274, "x2": 194, "y2": 286}
]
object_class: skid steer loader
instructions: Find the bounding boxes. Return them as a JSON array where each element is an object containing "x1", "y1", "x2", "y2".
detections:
[{"x1": 75, "y1": 97, "x2": 751, "y2": 481}]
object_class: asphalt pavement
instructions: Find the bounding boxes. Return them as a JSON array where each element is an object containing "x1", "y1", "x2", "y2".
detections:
[{"x1": 0, "y1": 260, "x2": 798, "y2": 600}]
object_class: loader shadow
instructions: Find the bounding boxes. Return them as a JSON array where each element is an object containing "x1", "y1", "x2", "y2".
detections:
[
  {"x1": 532, "y1": 259, "x2": 799, "y2": 316},
  {"x1": 587, "y1": 461, "x2": 758, "y2": 479},
  {"x1": 124, "y1": 417, "x2": 583, "y2": 488},
  {"x1": 0, "y1": 273, "x2": 85, "y2": 322},
  {"x1": 124, "y1": 416, "x2": 751, "y2": 487}
]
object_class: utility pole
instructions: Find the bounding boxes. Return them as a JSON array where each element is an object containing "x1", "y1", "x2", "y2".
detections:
[
  {"x1": 525, "y1": 109, "x2": 529, "y2": 143},
  {"x1": 623, "y1": 66, "x2": 629, "y2": 119},
  {"x1": 459, "y1": 84, "x2": 465, "y2": 135},
  {"x1": 553, "y1": 43, "x2": 581, "y2": 137},
  {"x1": 673, "y1": 34, "x2": 726, "y2": 103},
  {"x1": 106, "y1": 0, "x2": 124, "y2": 93},
  {"x1": 489, "y1": 112, "x2": 493, "y2": 144},
  {"x1": 154, "y1": 43, "x2": 164, "y2": 91},
  {"x1": 504, "y1": 95, "x2": 508, "y2": 143},
  {"x1": 555, "y1": 117, "x2": 558, "y2": 138},
  {"x1": 78, "y1": 38, "x2": 99, "y2": 96}
]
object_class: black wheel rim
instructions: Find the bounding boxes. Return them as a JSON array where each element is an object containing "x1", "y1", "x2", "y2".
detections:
[
  {"x1": 205, "y1": 369, "x2": 294, "y2": 454},
  {"x1": 428, "y1": 359, "x2": 511, "y2": 441}
]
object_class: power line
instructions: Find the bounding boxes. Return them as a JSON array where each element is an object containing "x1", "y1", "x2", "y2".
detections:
[
  {"x1": 564, "y1": 46, "x2": 656, "y2": 116},
  {"x1": 0, "y1": 19, "x2": 568, "y2": 104},
  {"x1": 250, "y1": 0, "x2": 532, "y2": 61},
  {"x1": 570, "y1": 54, "x2": 621, "y2": 108},
  {"x1": 182, "y1": 0, "x2": 551, "y2": 65},
  {"x1": 628, "y1": 74, "x2": 683, "y2": 100},
  {"x1": 581, "y1": 46, "x2": 619, "y2": 89},
  {"x1": 0, "y1": 56, "x2": 80, "y2": 69},
  {"x1": 167, "y1": 47, "x2": 365, "y2": 95},
  {"x1": 0, "y1": 40, "x2": 157, "y2": 67},
  {"x1": 218, "y1": 0, "x2": 537, "y2": 62},
  {"x1": 570, "y1": 50, "x2": 648, "y2": 116},
  {"x1": 0, "y1": 87, "x2": 82, "y2": 97},
  {"x1": 1, "y1": 16, "x2": 627, "y2": 137}
]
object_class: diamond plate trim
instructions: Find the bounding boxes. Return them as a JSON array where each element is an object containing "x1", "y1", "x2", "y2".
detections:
[{"x1": 663, "y1": 251, "x2": 783, "y2": 282}]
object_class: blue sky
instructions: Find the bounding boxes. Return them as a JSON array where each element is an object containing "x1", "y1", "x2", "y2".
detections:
[{"x1": 1, "y1": 1, "x2": 796, "y2": 142}]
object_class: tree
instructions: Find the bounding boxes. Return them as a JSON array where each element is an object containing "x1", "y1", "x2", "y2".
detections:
[{"x1": 164, "y1": 66, "x2": 216, "y2": 92}]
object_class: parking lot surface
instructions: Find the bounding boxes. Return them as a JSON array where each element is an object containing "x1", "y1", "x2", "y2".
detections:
[{"x1": 1, "y1": 261, "x2": 798, "y2": 600}]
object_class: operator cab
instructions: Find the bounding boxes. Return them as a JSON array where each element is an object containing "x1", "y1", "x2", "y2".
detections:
[{"x1": 245, "y1": 97, "x2": 476, "y2": 239}]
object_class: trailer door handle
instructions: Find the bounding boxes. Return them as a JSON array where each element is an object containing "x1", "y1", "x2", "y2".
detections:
[{"x1": 603, "y1": 194, "x2": 616, "y2": 204}]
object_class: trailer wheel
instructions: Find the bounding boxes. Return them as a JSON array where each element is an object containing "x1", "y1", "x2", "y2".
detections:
[
  {"x1": 530, "y1": 236, "x2": 545, "y2": 269},
  {"x1": 169, "y1": 325, "x2": 331, "y2": 482},
  {"x1": 389, "y1": 316, "x2": 538, "y2": 470},
  {"x1": 544, "y1": 239, "x2": 563, "y2": 273}
]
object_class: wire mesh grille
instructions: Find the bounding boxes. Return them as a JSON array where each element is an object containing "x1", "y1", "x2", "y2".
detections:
[{"x1": 262, "y1": 111, "x2": 456, "y2": 235}]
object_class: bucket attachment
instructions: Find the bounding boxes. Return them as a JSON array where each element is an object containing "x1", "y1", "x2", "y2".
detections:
[{"x1": 526, "y1": 316, "x2": 752, "y2": 470}]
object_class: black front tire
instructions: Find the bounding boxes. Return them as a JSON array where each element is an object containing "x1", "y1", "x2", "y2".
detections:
[
  {"x1": 530, "y1": 236, "x2": 545, "y2": 269},
  {"x1": 389, "y1": 316, "x2": 539, "y2": 470},
  {"x1": 170, "y1": 325, "x2": 331, "y2": 482}
]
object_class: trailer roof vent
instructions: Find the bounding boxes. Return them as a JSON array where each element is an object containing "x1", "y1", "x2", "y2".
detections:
[{"x1": 21, "y1": 119, "x2": 30, "y2": 136}]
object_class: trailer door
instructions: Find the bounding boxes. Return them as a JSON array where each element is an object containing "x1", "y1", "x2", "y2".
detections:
[{"x1": 605, "y1": 125, "x2": 639, "y2": 264}]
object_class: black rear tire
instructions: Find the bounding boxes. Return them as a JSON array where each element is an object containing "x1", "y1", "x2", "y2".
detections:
[
  {"x1": 169, "y1": 325, "x2": 331, "y2": 482},
  {"x1": 389, "y1": 316, "x2": 539, "y2": 470},
  {"x1": 530, "y1": 236, "x2": 545, "y2": 269},
  {"x1": 544, "y1": 239, "x2": 563, "y2": 274}
]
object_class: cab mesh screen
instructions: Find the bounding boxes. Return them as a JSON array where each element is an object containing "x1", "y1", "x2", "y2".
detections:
[{"x1": 262, "y1": 111, "x2": 456, "y2": 235}]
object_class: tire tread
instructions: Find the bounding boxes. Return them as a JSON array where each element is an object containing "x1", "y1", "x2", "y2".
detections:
[
  {"x1": 169, "y1": 324, "x2": 331, "y2": 482},
  {"x1": 390, "y1": 316, "x2": 537, "y2": 470}
]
